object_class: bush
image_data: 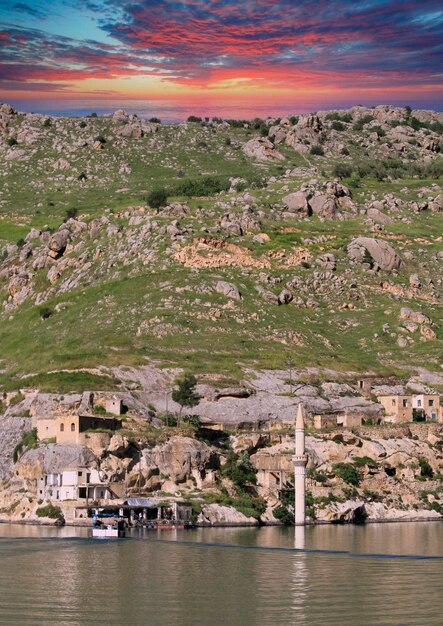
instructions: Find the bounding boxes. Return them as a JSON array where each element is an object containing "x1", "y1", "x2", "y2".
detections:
[
  {"x1": 182, "y1": 414, "x2": 201, "y2": 428},
  {"x1": 273, "y1": 506, "x2": 294, "y2": 525},
  {"x1": 36, "y1": 503, "x2": 64, "y2": 521},
  {"x1": 332, "y1": 163, "x2": 353, "y2": 179},
  {"x1": 221, "y1": 451, "x2": 257, "y2": 488},
  {"x1": 310, "y1": 145, "x2": 324, "y2": 156},
  {"x1": 170, "y1": 175, "x2": 230, "y2": 198},
  {"x1": 77, "y1": 172, "x2": 87, "y2": 181},
  {"x1": 289, "y1": 116, "x2": 299, "y2": 125},
  {"x1": 7, "y1": 137, "x2": 18, "y2": 146},
  {"x1": 187, "y1": 115, "x2": 202, "y2": 123},
  {"x1": 16, "y1": 238, "x2": 26, "y2": 248},
  {"x1": 149, "y1": 117, "x2": 161, "y2": 123},
  {"x1": 13, "y1": 428, "x2": 38, "y2": 463},
  {"x1": 93, "y1": 135, "x2": 106, "y2": 144},
  {"x1": 147, "y1": 188, "x2": 168, "y2": 208},
  {"x1": 419, "y1": 458, "x2": 434, "y2": 479},
  {"x1": 39, "y1": 307, "x2": 54, "y2": 320},
  {"x1": 353, "y1": 115, "x2": 374, "y2": 131},
  {"x1": 333, "y1": 462, "x2": 362, "y2": 486},
  {"x1": 325, "y1": 112, "x2": 352, "y2": 123},
  {"x1": 331, "y1": 121, "x2": 345, "y2": 131},
  {"x1": 79, "y1": 121, "x2": 87, "y2": 128},
  {"x1": 65, "y1": 207, "x2": 78, "y2": 220}
]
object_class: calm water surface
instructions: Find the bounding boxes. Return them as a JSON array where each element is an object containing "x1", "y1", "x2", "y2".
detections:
[{"x1": 0, "y1": 522, "x2": 442, "y2": 625}]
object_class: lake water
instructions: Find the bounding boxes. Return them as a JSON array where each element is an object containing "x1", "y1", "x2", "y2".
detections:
[{"x1": 0, "y1": 522, "x2": 442, "y2": 625}]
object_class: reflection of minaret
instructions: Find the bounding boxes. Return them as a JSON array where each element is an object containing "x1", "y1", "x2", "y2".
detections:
[{"x1": 293, "y1": 403, "x2": 307, "y2": 526}]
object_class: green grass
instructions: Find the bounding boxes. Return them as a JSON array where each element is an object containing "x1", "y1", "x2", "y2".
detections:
[{"x1": 0, "y1": 112, "x2": 442, "y2": 392}]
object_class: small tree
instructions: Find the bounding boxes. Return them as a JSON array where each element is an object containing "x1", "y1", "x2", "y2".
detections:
[
  {"x1": 172, "y1": 373, "x2": 200, "y2": 423},
  {"x1": 147, "y1": 188, "x2": 167, "y2": 209}
]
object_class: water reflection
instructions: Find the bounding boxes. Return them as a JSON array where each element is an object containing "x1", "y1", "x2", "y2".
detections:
[
  {"x1": 291, "y1": 526, "x2": 307, "y2": 626},
  {"x1": 0, "y1": 523, "x2": 442, "y2": 625}
]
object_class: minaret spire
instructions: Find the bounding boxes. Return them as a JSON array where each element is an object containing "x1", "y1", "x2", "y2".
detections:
[{"x1": 293, "y1": 403, "x2": 307, "y2": 525}]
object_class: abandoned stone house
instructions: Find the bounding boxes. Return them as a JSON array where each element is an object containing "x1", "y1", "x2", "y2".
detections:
[
  {"x1": 37, "y1": 467, "x2": 113, "y2": 502},
  {"x1": 377, "y1": 394, "x2": 442, "y2": 423},
  {"x1": 33, "y1": 414, "x2": 122, "y2": 444}
]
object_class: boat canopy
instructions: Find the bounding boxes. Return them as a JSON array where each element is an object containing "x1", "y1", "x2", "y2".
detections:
[{"x1": 126, "y1": 497, "x2": 161, "y2": 508}]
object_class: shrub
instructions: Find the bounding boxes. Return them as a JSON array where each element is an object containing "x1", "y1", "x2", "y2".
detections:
[
  {"x1": 325, "y1": 112, "x2": 352, "y2": 123},
  {"x1": 13, "y1": 428, "x2": 38, "y2": 463},
  {"x1": 65, "y1": 207, "x2": 78, "y2": 220},
  {"x1": 224, "y1": 137, "x2": 231, "y2": 146},
  {"x1": 182, "y1": 414, "x2": 201, "y2": 428},
  {"x1": 147, "y1": 188, "x2": 168, "y2": 209},
  {"x1": 39, "y1": 307, "x2": 54, "y2": 320},
  {"x1": 353, "y1": 456, "x2": 378, "y2": 469},
  {"x1": 79, "y1": 121, "x2": 87, "y2": 128},
  {"x1": 289, "y1": 116, "x2": 299, "y2": 125},
  {"x1": 197, "y1": 140, "x2": 208, "y2": 148},
  {"x1": 77, "y1": 172, "x2": 87, "y2": 181},
  {"x1": 260, "y1": 126, "x2": 269, "y2": 137},
  {"x1": 16, "y1": 238, "x2": 26, "y2": 248},
  {"x1": 43, "y1": 119, "x2": 51, "y2": 128},
  {"x1": 36, "y1": 503, "x2": 64, "y2": 521},
  {"x1": 332, "y1": 163, "x2": 353, "y2": 179},
  {"x1": 170, "y1": 175, "x2": 230, "y2": 198},
  {"x1": 419, "y1": 458, "x2": 434, "y2": 479},
  {"x1": 7, "y1": 137, "x2": 18, "y2": 146},
  {"x1": 331, "y1": 121, "x2": 345, "y2": 131},
  {"x1": 333, "y1": 462, "x2": 362, "y2": 486},
  {"x1": 187, "y1": 115, "x2": 202, "y2": 123},
  {"x1": 93, "y1": 135, "x2": 106, "y2": 144},
  {"x1": 221, "y1": 451, "x2": 257, "y2": 488},
  {"x1": 353, "y1": 115, "x2": 374, "y2": 131},
  {"x1": 89, "y1": 112, "x2": 98, "y2": 117},
  {"x1": 149, "y1": 117, "x2": 161, "y2": 123},
  {"x1": 310, "y1": 145, "x2": 324, "y2": 156},
  {"x1": 273, "y1": 506, "x2": 294, "y2": 525}
]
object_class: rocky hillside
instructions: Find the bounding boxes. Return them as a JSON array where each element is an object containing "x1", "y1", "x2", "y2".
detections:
[
  {"x1": 0, "y1": 102, "x2": 442, "y2": 396},
  {"x1": 2, "y1": 403, "x2": 443, "y2": 525}
]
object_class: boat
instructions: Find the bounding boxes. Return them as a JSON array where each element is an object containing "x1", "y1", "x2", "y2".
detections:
[{"x1": 91, "y1": 513, "x2": 126, "y2": 538}]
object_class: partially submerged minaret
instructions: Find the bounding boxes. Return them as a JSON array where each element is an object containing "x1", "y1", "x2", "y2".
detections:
[{"x1": 293, "y1": 403, "x2": 307, "y2": 525}]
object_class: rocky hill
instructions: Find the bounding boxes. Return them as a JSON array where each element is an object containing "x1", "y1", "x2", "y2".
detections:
[
  {"x1": 0, "y1": 102, "x2": 442, "y2": 396},
  {"x1": 0, "y1": 102, "x2": 443, "y2": 524}
]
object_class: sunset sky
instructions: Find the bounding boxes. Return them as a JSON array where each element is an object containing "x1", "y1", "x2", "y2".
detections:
[{"x1": 1, "y1": 0, "x2": 442, "y2": 115}]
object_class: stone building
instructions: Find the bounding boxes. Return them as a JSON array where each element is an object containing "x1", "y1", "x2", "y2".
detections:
[
  {"x1": 33, "y1": 414, "x2": 122, "y2": 444},
  {"x1": 37, "y1": 467, "x2": 112, "y2": 502}
]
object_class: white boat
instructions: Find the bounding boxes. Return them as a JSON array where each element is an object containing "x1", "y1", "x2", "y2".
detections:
[{"x1": 91, "y1": 515, "x2": 126, "y2": 538}]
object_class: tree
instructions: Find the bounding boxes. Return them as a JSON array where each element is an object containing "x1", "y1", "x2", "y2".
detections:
[
  {"x1": 172, "y1": 373, "x2": 200, "y2": 423},
  {"x1": 147, "y1": 188, "x2": 167, "y2": 209}
]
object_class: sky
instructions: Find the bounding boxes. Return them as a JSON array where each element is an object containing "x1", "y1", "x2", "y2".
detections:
[{"x1": 0, "y1": 0, "x2": 442, "y2": 116}]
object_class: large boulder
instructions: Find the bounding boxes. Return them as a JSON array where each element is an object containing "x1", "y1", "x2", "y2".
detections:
[
  {"x1": 48, "y1": 229, "x2": 70, "y2": 259},
  {"x1": 0, "y1": 417, "x2": 32, "y2": 481},
  {"x1": 215, "y1": 280, "x2": 242, "y2": 300},
  {"x1": 242, "y1": 138, "x2": 284, "y2": 162},
  {"x1": 347, "y1": 237, "x2": 403, "y2": 271},
  {"x1": 197, "y1": 503, "x2": 259, "y2": 526},
  {"x1": 282, "y1": 191, "x2": 311, "y2": 216},
  {"x1": 17, "y1": 444, "x2": 96, "y2": 480},
  {"x1": 315, "y1": 500, "x2": 367, "y2": 523},
  {"x1": 141, "y1": 436, "x2": 216, "y2": 484}
]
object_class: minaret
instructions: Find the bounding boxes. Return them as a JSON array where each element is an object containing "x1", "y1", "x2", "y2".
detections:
[{"x1": 293, "y1": 403, "x2": 307, "y2": 525}]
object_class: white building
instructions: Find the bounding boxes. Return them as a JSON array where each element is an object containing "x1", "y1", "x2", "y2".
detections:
[
  {"x1": 411, "y1": 395, "x2": 440, "y2": 421},
  {"x1": 37, "y1": 467, "x2": 112, "y2": 502}
]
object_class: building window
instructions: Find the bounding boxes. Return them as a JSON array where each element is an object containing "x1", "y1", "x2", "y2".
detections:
[
  {"x1": 71, "y1": 423, "x2": 75, "y2": 432},
  {"x1": 78, "y1": 471, "x2": 83, "y2": 477},
  {"x1": 60, "y1": 423, "x2": 64, "y2": 432},
  {"x1": 402, "y1": 399, "x2": 408, "y2": 408},
  {"x1": 429, "y1": 400, "x2": 434, "y2": 407},
  {"x1": 392, "y1": 399, "x2": 396, "y2": 405},
  {"x1": 417, "y1": 399, "x2": 422, "y2": 407}
]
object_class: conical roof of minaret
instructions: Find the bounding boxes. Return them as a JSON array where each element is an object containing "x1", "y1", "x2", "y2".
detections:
[{"x1": 296, "y1": 403, "x2": 305, "y2": 429}]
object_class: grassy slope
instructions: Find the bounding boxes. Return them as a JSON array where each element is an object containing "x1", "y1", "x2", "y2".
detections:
[{"x1": 0, "y1": 113, "x2": 442, "y2": 391}]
